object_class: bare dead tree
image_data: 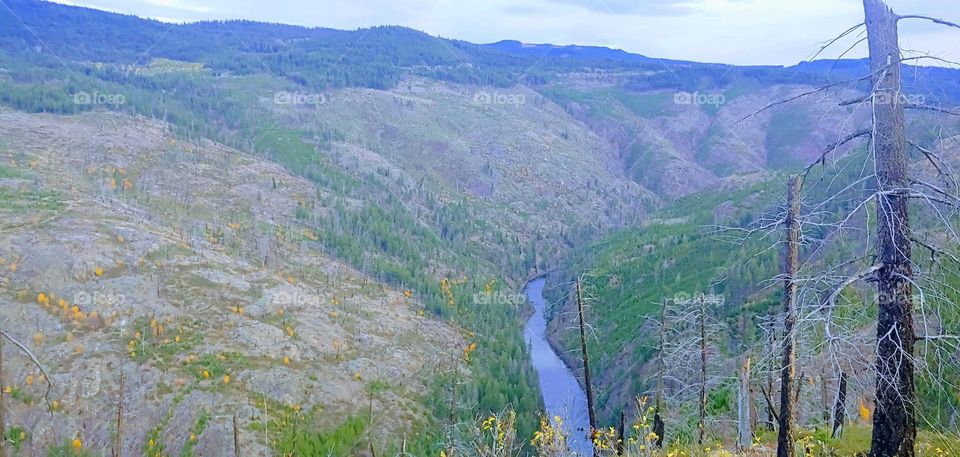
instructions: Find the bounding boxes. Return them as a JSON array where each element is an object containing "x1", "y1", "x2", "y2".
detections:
[
  {"x1": 764, "y1": 320, "x2": 777, "y2": 432},
  {"x1": 114, "y1": 361, "x2": 124, "y2": 457},
  {"x1": 663, "y1": 293, "x2": 725, "y2": 446},
  {"x1": 737, "y1": 356, "x2": 752, "y2": 451},
  {"x1": 233, "y1": 413, "x2": 241, "y2": 457},
  {"x1": 615, "y1": 410, "x2": 625, "y2": 456},
  {"x1": 653, "y1": 298, "x2": 666, "y2": 448},
  {"x1": 576, "y1": 277, "x2": 598, "y2": 456},
  {"x1": 0, "y1": 335, "x2": 5, "y2": 457},
  {"x1": 778, "y1": 176, "x2": 802, "y2": 457},
  {"x1": 722, "y1": 1, "x2": 960, "y2": 454},
  {"x1": 698, "y1": 295, "x2": 707, "y2": 446},
  {"x1": 863, "y1": 2, "x2": 916, "y2": 455},
  {"x1": 833, "y1": 370, "x2": 848, "y2": 438},
  {"x1": 0, "y1": 329, "x2": 54, "y2": 457}
]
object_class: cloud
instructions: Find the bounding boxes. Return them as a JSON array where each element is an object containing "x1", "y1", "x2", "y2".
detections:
[
  {"x1": 45, "y1": 0, "x2": 960, "y2": 66},
  {"x1": 542, "y1": 0, "x2": 694, "y2": 16},
  {"x1": 141, "y1": 0, "x2": 213, "y2": 13}
]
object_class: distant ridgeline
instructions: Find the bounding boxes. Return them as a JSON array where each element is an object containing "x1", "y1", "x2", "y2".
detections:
[{"x1": 1, "y1": 0, "x2": 959, "y2": 101}]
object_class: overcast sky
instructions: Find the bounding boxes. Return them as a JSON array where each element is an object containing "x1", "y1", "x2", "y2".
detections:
[{"x1": 50, "y1": 0, "x2": 960, "y2": 66}]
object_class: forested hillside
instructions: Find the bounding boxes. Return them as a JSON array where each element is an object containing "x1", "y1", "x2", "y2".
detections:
[
  {"x1": 549, "y1": 134, "x2": 960, "y2": 451},
  {"x1": 1, "y1": 0, "x2": 960, "y2": 455}
]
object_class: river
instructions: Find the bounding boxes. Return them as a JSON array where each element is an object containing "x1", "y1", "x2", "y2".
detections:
[{"x1": 523, "y1": 277, "x2": 593, "y2": 456}]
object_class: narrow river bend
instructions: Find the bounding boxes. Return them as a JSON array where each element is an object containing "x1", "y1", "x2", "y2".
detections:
[{"x1": 523, "y1": 277, "x2": 593, "y2": 456}]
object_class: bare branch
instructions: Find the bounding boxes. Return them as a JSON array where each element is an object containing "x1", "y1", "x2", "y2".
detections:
[
  {"x1": 0, "y1": 328, "x2": 54, "y2": 406},
  {"x1": 901, "y1": 55, "x2": 960, "y2": 67},
  {"x1": 839, "y1": 97, "x2": 867, "y2": 107},
  {"x1": 911, "y1": 236, "x2": 960, "y2": 265},
  {"x1": 897, "y1": 14, "x2": 960, "y2": 31},
  {"x1": 809, "y1": 23, "x2": 866, "y2": 61},
  {"x1": 825, "y1": 265, "x2": 883, "y2": 308},
  {"x1": 804, "y1": 129, "x2": 872, "y2": 176},
  {"x1": 735, "y1": 73, "x2": 876, "y2": 124},
  {"x1": 759, "y1": 384, "x2": 781, "y2": 425},
  {"x1": 905, "y1": 103, "x2": 960, "y2": 117}
]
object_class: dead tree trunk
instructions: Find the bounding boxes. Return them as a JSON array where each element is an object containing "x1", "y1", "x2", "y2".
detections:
[
  {"x1": 738, "y1": 357, "x2": 752, "y2": 450},
  {"x1": 653, "y1": 299, "x2": 666, "y2": 448},
  {"x1": 698, "y1": 295, "x2": 707, "y2": 446},
  {"x1": 765, "y1": 321, "x2": 776, "y2": 431},
  {"x1": 576, "y1": 279, "x2": 598, "y2": 456},
  {"x1": 233, "y1": 413, "x2": 241, "y2": 457},
  {"x1": 616, "y1": 410, "x2": 625, "y2": 456},
  {"x1": 114, "y1": 362, "x2": 124, "y2": 457},
  {"x1": 863, "y1": 1, "x2": 916, "y2": 456},
  {"x1": 833, "y1": 371, "x2": 848, "y2": 439},
  {"x1": 0, "y1": 336, "x2": 5, "y2": 457},
  {"x1": 777, "y1": 175, "x2": 802, "y2": 457}
]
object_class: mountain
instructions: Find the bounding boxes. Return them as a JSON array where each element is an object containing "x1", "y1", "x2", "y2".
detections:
[
  {"x1": 483, "y1": 40, "x2": 699, "y2": 66},
  {"x1": 2, "y1": 0, "x2": 960, "y2": 455}
]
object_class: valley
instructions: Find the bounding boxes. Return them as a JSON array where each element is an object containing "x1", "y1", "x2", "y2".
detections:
[{"x1": 0, "y1": 0, "x2": 959, "y2": 455}]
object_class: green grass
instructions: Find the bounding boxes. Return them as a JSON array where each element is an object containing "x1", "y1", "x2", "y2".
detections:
[
  {"x1": 179, "y1": 410, "x2": 210, "y2": 457},
  {"x1": 751, "y1": 424, "x2": 960, "y2": 456},
  {"x1": 145, "y1": 426, "x2": 165, "y2": 457},
  {"x1": 9, "y1": 387, "x2": 35, "y2": 405},
  {"x1": 0, "y1": 164, "x2": 24, "y2": 179},
  {"x1": 46, "y1": 442, "x2": 96, "y2": 457},
  {"x1": 128, "y1": 318, "x2": 203, "y2": 366},
  {"x1": 0, "y1": 189, "x2": 64, "y2": 212},
  {"x1": 5, "y1": 426, "x2": 29, "y2": 454},
  {"x1": 250, "y1": 403, "x2": 369, "y2": 457},
  {"x1": 183, "y1": 352, "x2": 244, "y2": 381}
]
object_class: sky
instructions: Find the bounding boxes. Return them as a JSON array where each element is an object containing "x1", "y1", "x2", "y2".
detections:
[{"x1": 49, "y1": 0, "x2": 960, "y2": 66}]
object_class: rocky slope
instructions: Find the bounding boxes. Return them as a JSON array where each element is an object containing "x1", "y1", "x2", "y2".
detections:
[
  {"x1": 540, "y1": 74, "x2": 870, "y2": 198},
  {"x1": 0, "y1": 110, "x2": 461, "y2": 455}
]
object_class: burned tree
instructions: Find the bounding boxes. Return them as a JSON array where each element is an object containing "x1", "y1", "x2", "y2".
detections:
[
  {"x1": 737, "y1": 356, "x2": 752, "y2": 451},
  {"x1": 0, "y1": 329, "x2": 54, "y2": 457},
  {"x1": 653, "y1": 298, "x2": 666, "y2": 448},
  {"x1": 777, "y1": 176, "x2": 802, "y2": 457},
  {"x1": 833, "y1": 371, "x2": 848, "y2": 439},
  {"x1": 732, "y1": 1, "x2": 960, "y2": 453},
  {"x1": 576, "y1": 277, "x2": 598, "y2": 456},
  {"x1": 863, "y1": 1, "x2": 916, "y2": 454},
  {"x1": 662, "y1": 293, "x2": 725, "y2": 446}
]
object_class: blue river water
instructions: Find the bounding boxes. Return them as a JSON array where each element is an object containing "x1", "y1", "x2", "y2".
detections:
[{"x1": 523, "y1": 277, "x2": 593, "y2": 456}]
